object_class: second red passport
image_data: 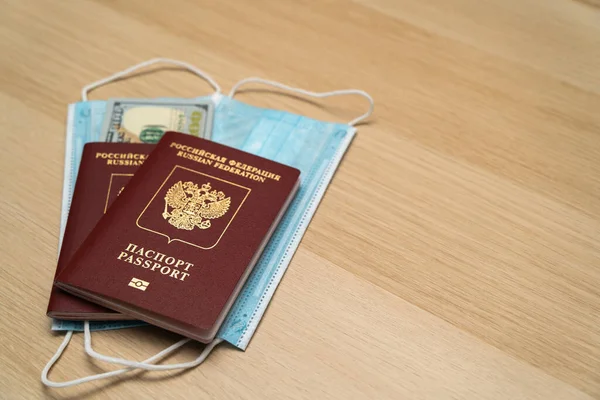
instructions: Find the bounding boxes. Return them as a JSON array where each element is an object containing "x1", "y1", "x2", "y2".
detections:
[
  {"x1": 56, "y1": 132, "x2": 300, "y2": 343},
  {"x1": 47, "y1": 143, "x2": 154, "y2": 320}
]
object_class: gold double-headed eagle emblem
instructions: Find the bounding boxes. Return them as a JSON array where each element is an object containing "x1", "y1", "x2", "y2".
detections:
[{"x1": 162, "y1": 181, "x2": 231, "y2": 231}]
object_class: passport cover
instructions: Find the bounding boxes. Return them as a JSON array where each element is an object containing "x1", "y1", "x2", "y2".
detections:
[
  {"x1": 56, "y1": 132, "x2": 300, "y2": 342},
  {"x1": 47, "y1": 143, "x2": 154, "y2": 320}
]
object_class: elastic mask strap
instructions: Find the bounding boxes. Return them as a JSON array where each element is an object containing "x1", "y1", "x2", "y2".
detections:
[
  {"x1": 41, "y1": 324, "x2": 221, "y2": 388},
  {"x1": 41, "y1": 329, "x2": 188, "y2": 388},
  {"x1": 81, "y1": 58, "x2": 222, "y2": 101},
  {"x1": 82, "y1": 321, "x2": 222, "y2": 371},
  {"x1": 228, "y1": 77, "x2": 374, "y2": 126}
]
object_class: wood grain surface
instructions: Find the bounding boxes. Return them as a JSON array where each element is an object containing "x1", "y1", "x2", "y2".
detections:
[{"x1": 1, "y1": 0, "x2": 599, "y2": 399}]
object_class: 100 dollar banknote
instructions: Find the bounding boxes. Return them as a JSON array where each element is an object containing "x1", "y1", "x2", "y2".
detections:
[{"x1": 102, "y1": 98, "x2": 214, "y2": 143}]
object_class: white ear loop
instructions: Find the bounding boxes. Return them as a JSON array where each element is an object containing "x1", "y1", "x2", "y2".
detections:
[
  {"x1": 41, "y1": 330, "x2": 188, "y2": 388},
  {"x1": 228, "y1": 77, "x2": 374, "y2": 126},
  {"x1": 41, "y1": 323, "x2": 222, "y2": 388},
  {"x1": 81, "y1": 58, "x2": 222, "y2": 101},
  {"x1": 82, "y1": 321, "x2": 222, "y2": 371}
]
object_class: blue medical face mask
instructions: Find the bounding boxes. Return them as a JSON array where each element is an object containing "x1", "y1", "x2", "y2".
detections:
[
  {"x1": 43, "y1": 60, "x2": 373, "y2": 388},
  {"x1": 213, "y1": 83, "x2": 372, "y2": 349}
]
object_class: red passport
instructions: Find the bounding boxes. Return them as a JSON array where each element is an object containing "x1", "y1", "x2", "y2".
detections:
[
  {"x1": 47, "y1": 143, "x2": 154, "y2": 319},
  {"x1": 56, "y1": 132, "x2": 300, "y2": 342}
]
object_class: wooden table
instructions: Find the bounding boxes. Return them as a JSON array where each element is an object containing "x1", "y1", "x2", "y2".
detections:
[{"x1": 1, "y1": 1, "x2": 599, "y2": 398}]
